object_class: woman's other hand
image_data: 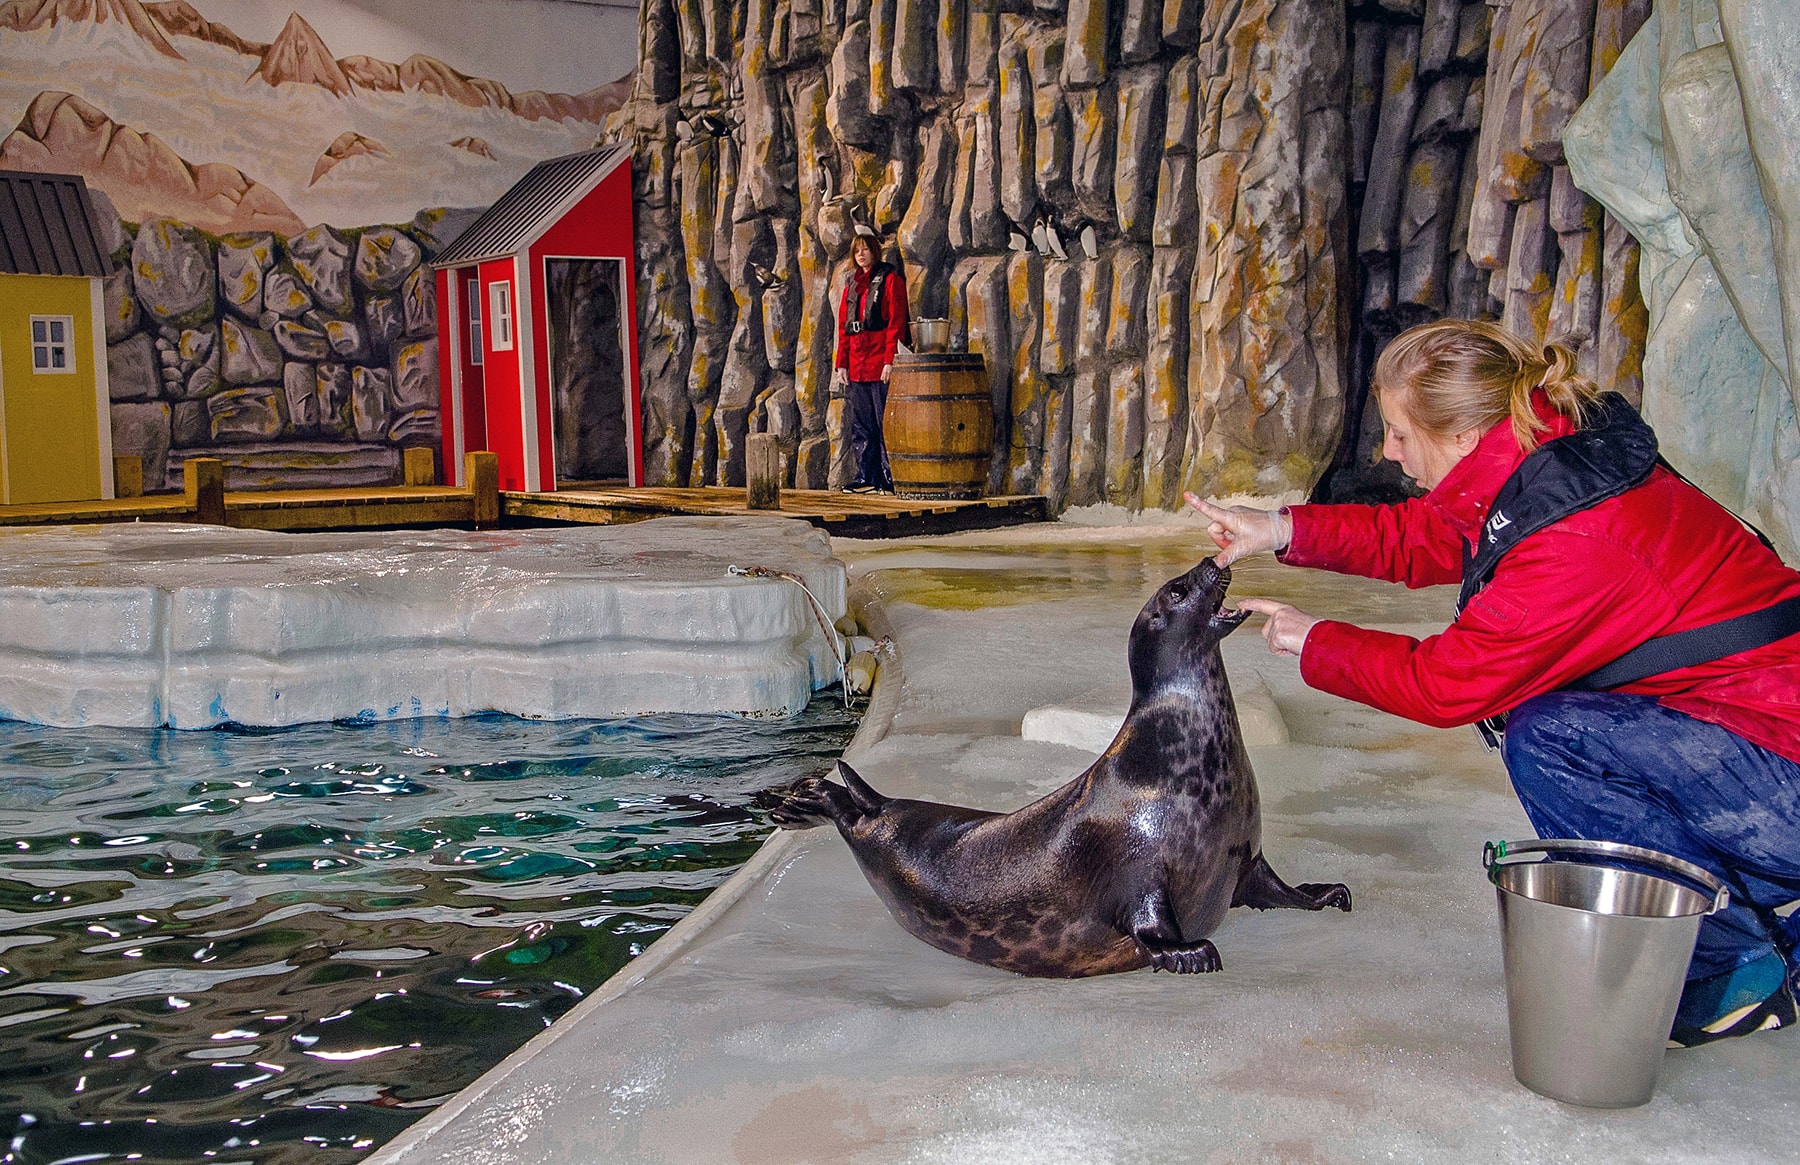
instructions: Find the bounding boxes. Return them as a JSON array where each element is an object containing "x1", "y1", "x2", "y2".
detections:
[
  {"x1": 1184, "y1": 494, "x2": 1292, "y2": 567},
  {"x1": 832, "y1": 366, "x2": 848, "y2": 387},
  {"x1": 880, "y1": 363, "x2": 892, "y2": 383},
  {"x1": 1233, "y1": 598, "x2": 1320, "y2": 657}
]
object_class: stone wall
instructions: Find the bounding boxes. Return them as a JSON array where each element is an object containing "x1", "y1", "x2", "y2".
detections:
[
  {"x1": 606, "y1": 0, "x2": 1800, "y2": 545},
  {"x1": 612, "y1": 0, "x2": 1355, "y2": 508},
  {"x1": 100, "y1": 199, "x2": 480, "y2": 491},
  {"x1": 1325, "y1": 0, "x2": 1651, "y2": 499}
]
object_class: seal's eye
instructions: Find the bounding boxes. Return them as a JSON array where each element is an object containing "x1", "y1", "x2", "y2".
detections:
[{"x1": 1168, "y1": 583, "x2": 1187, "y2": 602}]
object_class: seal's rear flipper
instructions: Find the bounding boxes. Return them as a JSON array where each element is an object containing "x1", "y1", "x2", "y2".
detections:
[
  {"x1": 1231, "y1": 852, "x2": 1353, "y2": 912},
  {"x1": 752, "y1": 776, "x2": 856, "y2": 829},
  {"x1": 835, "y1": 760, "x2": 890, "y2": 814}
]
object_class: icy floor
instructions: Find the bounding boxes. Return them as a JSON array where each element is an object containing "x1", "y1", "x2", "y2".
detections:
[
  {"x1": 0, "y1": 519, "x2": 844, "y2": 728},
  {"x1": 372, "y1": 518, "x2": 1800, "y2": 1165}
]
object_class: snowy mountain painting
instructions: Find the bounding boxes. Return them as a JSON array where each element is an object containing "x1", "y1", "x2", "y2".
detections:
[{"x1": 0, "y1": 0, "x2": 636, "y2": 230}]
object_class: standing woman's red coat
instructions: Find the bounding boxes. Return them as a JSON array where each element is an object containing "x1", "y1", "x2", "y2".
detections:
[{"x1": 835, "y1": 263, "x2": 909, "y2": 379}]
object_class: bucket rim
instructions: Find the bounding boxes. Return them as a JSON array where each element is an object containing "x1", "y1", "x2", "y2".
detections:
[{"x1": 1483, "y1": 838, "x2": 1730, "y2": 915}]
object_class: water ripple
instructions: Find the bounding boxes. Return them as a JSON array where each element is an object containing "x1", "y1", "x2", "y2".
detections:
[{"x1": 0, "y1": 698, "x2": 857, "y2": 1165}]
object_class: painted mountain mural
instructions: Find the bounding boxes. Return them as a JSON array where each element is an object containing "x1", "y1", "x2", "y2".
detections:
[
  {"x1": 0, "y1": 0, "x2": 635, "y2": 229},
  {"x1": 0, "y1": 0, "x2": 636, "y2": 495},
  {"x1": 0, "y1": 90, "x2": 303, "y2": 233}
]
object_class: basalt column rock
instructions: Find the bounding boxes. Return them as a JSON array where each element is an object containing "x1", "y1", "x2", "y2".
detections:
[
  {"x1": 998, "y1": 27, "x2": 1037, "y2": 232},
  {"x1": 790, "y1": 74, "x2": 839, "y2": 485},
  {"x1": 1188, "y1": 0, "x2": 1349, "y2": 500},
  {"x1": 1006, "y1": 250, "x2": 1047, "y2": 495},
  {"x1": 1066, "y1": 252, "x2": 1112, "y2": 506},
  {"x1": 899, "y1": 118, "x2": 956, "y2": 316},
  {"x1": 1113, "y1": 65, "x2": 1165, "y2": 243},
  {"x1": 632, "y1": 104, "x2": 696, "y2": 487},
  {"x1": 950, "y1": 256, "x2": 1012, "y2": 493},
  {"x1": 1068, "y1": 81, "x2": 1117, "y2": 225}
]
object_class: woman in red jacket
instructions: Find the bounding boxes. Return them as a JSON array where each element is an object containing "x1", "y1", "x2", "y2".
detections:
[
  {"x1": 833, "y1": 234, "x2": 910, "y2": 493},
  {"x1": 1193, "y1": 319, "x2": 1800, "y2": 1048}
]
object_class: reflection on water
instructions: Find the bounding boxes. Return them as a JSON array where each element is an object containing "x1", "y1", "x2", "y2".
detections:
[
  {"x1": 846, "y1": 532, "x2": 1456, "y2": 624},
  {"x1": 0, "y1": 699, "x2": 859, "y2": 1164}
]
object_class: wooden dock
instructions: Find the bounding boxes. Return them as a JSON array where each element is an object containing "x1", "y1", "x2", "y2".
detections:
[
  {"x1": 504, "y1": 486, "x2": 1049, "y2": 539},
  {"x1": 0, "y1": 454, "x2": 1047, "y2": 539},
  {"x1": 0, "y1": 452, "x2": 500, "y2": 533}
]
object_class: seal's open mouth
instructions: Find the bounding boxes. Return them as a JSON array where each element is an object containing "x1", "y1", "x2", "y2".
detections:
[{"x1": 1209, "y1": 564, "x2": 1251, "y2": 632}]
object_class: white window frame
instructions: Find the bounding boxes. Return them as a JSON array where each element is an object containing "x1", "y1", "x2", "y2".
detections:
[
  {"x1": 489, "y1": 280, "x2": 514, "y2": 352},
  {"x1": 30, "y1": 315, "x2": 75, "y2": 374},
  {"x1": 466, "y1": 276, "x2": 483, "y2": 365}
]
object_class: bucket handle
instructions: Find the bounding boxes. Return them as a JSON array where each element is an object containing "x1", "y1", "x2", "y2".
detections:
[{"x1": 1484, "y1": 838, "x2": 1730, "y2": 915}]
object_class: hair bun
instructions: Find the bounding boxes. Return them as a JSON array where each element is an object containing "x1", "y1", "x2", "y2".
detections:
[{"x1": 1536, "y1": 341, "x2": 1577, "y2": 389}]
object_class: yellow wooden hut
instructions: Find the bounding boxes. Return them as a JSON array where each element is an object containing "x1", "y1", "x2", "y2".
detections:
[{"x1": 0, "y1": 171, "x2": 114, "y2": 504}]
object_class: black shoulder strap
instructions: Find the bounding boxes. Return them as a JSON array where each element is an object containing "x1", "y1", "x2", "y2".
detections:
[
  {"x1": 1570, "y1": 595, "x2": 1800, "y2": 690},
  {"x1": 1456, "y1": 393, "x2": 1658, "y2": 615}
]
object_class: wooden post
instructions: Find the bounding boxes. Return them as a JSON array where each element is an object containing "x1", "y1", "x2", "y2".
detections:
[
  {"x1": 746, "y1": 433, "x2": 782, "y2": 510},
  {"x1": 402, "y1": 446, "x2": 437, "y2": 486},
  {"x1": 184, "y1": 457, "x2": 226, "y2": 525},
  {"x1": 112, "y1": 455, "x2": 144, "y2": 498},
  {"x1": 466, "y1": 451, "x2": 500, "y2": 527}
]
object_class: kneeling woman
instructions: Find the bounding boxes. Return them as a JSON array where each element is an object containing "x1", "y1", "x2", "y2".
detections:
[{"x1": 1194, "y1": 319, "x2": 1800, "y2": 1047}]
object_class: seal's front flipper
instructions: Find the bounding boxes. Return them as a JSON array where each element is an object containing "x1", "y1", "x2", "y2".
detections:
[
  {"x1": 1130, "y1": 892, "x2": 1224, "y2": 973},
  {"x1": 1142, "y1": 938, "x2": 1222, "y2": 974},
  {"x1": 1232, "y1": 852, "x2": 1352, "y2": 912}
]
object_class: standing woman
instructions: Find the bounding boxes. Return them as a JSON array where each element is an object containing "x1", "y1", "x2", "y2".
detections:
[
  {"x1": 1193, "y1": 319, "x2": 1800, "y2": 1047},
  {"x1": 833, "y1": 235, "x2": 910, "y2": 493}
]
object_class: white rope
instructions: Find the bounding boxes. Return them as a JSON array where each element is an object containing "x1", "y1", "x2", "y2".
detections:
[{"x1": 728, "y1": 564, "x2": 853, "y2": 706}]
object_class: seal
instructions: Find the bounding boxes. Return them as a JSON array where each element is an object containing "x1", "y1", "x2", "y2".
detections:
[{"x1": 755, "y1": 557, "x2": 1351, "y2": 978}]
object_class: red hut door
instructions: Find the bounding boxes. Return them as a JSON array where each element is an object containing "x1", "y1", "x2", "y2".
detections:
[
  {"x1": 459, "y1": 273, "x2": 487, "y2": 452},
  {"x1": 543, "y1": 257, "x2": 630, "y2": 484}
]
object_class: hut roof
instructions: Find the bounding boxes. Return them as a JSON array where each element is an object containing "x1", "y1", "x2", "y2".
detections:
[
  {"x1": 432, "y1": 144, "x2": 631, "y2": 267},
  {"x1": 0, "y1": 171, "x2": 114, "y2": 278}
]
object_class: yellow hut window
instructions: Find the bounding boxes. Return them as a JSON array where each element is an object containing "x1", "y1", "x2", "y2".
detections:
[{"x1": 30, "y1": 315, "x2": 75, "y2": 374}]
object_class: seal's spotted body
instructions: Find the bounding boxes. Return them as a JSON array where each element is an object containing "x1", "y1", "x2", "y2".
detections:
[{"x1": 758, "y1": 558, "x2": 1351, "y2": 977}]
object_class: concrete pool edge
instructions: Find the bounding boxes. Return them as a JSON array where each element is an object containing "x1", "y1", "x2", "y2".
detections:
[{"x1": 364, "y1": 575, "x2": 901, "y2": 1164}]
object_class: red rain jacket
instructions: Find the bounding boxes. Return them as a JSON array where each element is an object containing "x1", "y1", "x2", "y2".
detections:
[
  {"x1": 1284, "y1": 407, "x2": 1800, "y2": 763},
  {"x1": 834, "y1": 265, "x2": 909, "y2": 381}
]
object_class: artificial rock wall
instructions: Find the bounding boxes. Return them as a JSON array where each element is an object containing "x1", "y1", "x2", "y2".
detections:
[
  {"x1": 1565, "y1": 0, "x2": 1800, "y2": 560},
  {"x1": 613, "y1": 0, "x2": 1354, "y2": 509},
  {"x1": 609, "y1": 0, "x2": 1666, "y2": 511},
  {"x1": 99, "y1": 199, "x2": 479, "y2": 491},
  {"x1": 1329, "y1": 0, "x2": 1651, "y2": 497}
]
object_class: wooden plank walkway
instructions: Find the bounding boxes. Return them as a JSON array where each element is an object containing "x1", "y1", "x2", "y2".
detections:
[
  {"x1": 0, "y1": 457, "x2": 1048, "y2": 539},
  {"x1": 504, "y1": 486, "x2": 1049, "y2": 539},
  {"x1": 0, "y1": 454, "x2": 500, "y2": 533}
]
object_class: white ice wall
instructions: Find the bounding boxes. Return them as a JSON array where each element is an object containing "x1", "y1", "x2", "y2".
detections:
[{"x1": 0, "y1": 517, "x2": 846, "y2": 729}]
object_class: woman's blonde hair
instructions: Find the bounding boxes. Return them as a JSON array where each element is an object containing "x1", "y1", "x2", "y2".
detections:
[{"x1": 1372, "y1": 319, "x2": 1607, "y2": 452}]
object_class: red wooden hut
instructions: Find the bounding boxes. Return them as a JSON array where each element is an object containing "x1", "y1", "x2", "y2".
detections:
[{"x1": 432, "y1": 145, "x2": 642, "y2": 491}]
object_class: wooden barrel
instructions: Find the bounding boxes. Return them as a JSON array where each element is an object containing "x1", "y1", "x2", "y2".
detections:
[{"x1": 883, "y1": 353, "x2": 994, "y2": 499}]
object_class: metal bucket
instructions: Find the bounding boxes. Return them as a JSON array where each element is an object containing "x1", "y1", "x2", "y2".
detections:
[
  {"x1": 1484, "y1": 839, "x2": 1728, "y2": 1107},
  {"x1": 912, "y1": 318, "x2": 951, "y2": 352}
]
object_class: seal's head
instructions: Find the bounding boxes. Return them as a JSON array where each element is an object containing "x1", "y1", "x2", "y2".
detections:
[{"x1": 1128, "y1": 557, "x2": 1250, "y2": 694}]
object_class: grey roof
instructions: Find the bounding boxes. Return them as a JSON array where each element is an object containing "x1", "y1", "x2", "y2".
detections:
[
  {"x1": 432, "y1": 145, "x2": 631, "y2": 266},
  {"x1": 0, "y1": 171, "x2": 113, "y2": 278}
]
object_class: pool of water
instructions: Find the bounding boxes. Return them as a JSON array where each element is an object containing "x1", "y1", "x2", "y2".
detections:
[{"x1": 0, "y1": 698, "x2": 859, "y2": 1164}]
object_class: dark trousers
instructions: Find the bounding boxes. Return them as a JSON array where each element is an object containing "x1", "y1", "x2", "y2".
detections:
[
  {"x1": 1503, "y1": 691, "x2": 1800, "y2": 982},
  {"x1": 846, "y1": 378, "x2": 891, "y2": 490}
]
